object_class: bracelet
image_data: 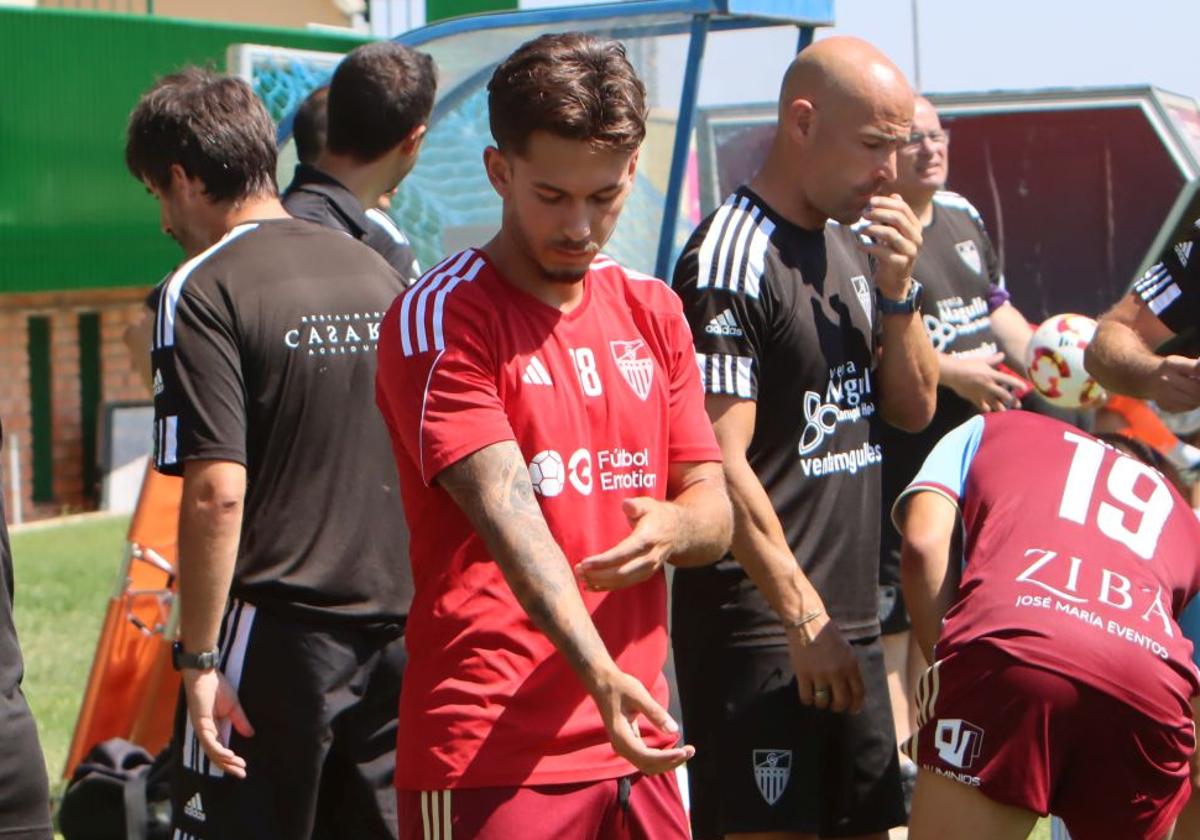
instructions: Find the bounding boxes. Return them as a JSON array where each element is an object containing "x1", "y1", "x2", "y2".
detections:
[{"x1": 782, "y1": 609, "x2": 825, "y2": 632}]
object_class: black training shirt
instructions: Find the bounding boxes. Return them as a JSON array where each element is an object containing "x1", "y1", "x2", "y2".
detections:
[
  {"x1": 283, "y1": 164, "x2": 420, "y2": 284},
  {"x1": 1134, "y1": 219, "x2": 1200, "y2": 334},
  {"x1": 672, "y1": 186, "x2": 883, "y2": 645},
  {"x1": 879, "y1": 191, "x2": 1007, "y2": 553},
  {"x1": 151, "y1": 219, "x2": 411, "y2": 624}
]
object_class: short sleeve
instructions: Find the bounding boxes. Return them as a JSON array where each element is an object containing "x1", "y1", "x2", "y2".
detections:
[
  {"x1": 1132, "y1": 232, "x2": 1200, "y2": 334},
  {"x1": 660, "y1": 301, "x2": 722, "y2": 464},
  {"x1": 375, "y1": 289, "x2": 515, "y2": 485},
  {"x1": 152, "y1": 278, "x2": 246, "y2": 475},
  {"x1": 672, "y1": 235, "x2": 775, "y2": 401},
  {"x1": 890, "y1": 414, "x2": 986, "y2": 531}
]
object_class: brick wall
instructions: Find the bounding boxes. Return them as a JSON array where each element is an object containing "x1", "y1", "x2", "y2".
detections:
[{"x1": 0, "y1": 288, "x2": 151, "y2": 522}]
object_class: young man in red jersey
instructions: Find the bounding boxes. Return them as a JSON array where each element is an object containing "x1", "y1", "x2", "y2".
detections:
[
  {"x1": 375, "y1": 33, "x2": 732, "y2": 840},
  {"x1": 896, "y1": 410, "x2": 1200, "y2": 840}
]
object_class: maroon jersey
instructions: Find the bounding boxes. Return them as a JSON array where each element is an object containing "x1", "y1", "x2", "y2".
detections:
[
  {"x1": 895, "y1": 411, "x2": 1200, "y2": 726},
  {"x1": 375, "y1": 251, "x2": 721, "y2": 789}
]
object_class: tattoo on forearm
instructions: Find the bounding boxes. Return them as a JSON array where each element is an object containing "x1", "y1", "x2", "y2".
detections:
[{"x1": 440, "y1": 442, "x2": 609, "y2": 684}]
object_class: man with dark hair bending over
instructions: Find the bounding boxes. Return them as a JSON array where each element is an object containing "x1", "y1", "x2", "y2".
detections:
[
  {"x1": 376, "y1": 32, "x2": 732, "y2": 840},
  {"x1": 126, "y1": 67, "x2": 410, "y2": 839}
]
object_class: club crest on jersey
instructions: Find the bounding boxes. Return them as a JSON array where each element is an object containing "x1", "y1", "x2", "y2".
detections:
[
  {"x1": 610, "y1": 339, "x2": 654, "y2": 401},
  {"x1": 955, "y1": 240, "x2": 982, "y2": 274},
  {"x1": 850, "y1": 275, "x2": 873, "y2": 327},
  {"x1": 753, "y1": 749, "x2": 791, "y2": 805}
]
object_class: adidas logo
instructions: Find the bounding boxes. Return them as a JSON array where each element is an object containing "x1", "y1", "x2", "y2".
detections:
[
  {"x1": 1177, "y1": 240, "x2": 1194, "y2": 267},
  {"x1": 152, "y1": 368, "x2": 164, "y2": 397},
  {"x1": 521, "y1": 356, "x2": 553, "y2": 386},
  {"x1": 184, "y1": 792, "x2": 206, "y2": 823},
  {"x1": 705, "y1": 308, "x2": 743, "y2": 337}
]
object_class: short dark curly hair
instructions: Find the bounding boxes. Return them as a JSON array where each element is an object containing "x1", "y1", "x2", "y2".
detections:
[
  {"x1": 488, "y1": 32, "x2": 647, "y2": 156},
  {"x1": 125, "y1": 67, "x2": 277, "y2": 202},
  {"x1": 326, "y1": 42, "x2": 437, "y2": 163}
]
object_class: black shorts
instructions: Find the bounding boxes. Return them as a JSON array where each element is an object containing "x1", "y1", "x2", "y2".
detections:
[
  {"x1": 675, "y1": 635, "x2": 905, "y2": 839},
  {"x1": 171, "y1": 599, "x2": 406, "y2": 840},
  {"x1": 0, "y1": 686, "x2": 52, "y2": 839}
]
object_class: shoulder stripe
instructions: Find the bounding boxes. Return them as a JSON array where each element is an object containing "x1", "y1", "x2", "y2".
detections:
[
  {"x1": 399, "y1": 250, "x2": 485, "y2": 357},
  {"x1": 365, "y1": 207, "x2": 409, "y2": 245},
  {"x1": 696, "y1": 194, "x2": 774, "y2": 299},
  {"x1": 399, "y1": 251, "x2": 471, "y2": 357},
  {"x1": 697, "y1": 195, "x2": 738, "y2": 291},
  {"x1": 154, "y1": 223, "x2": 258, "y2": 350},
  {"x1": 933, "y1": 190, "x2": 985, "y2": 226},
  {"x1": 430, "y1": 258, "x2": 485, "y2": 351}
]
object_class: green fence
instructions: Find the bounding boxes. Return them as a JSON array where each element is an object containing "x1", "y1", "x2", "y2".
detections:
[{"x1": 0, "y1": 8, "x2": 366, "y2": 295}]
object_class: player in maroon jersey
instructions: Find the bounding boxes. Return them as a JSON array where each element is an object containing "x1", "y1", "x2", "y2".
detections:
[
  {"x1": 895, "y1": 410, "x2": 1200, "y2": 839},
  {"x1": 375, "y1": 33, "x2": 732, "y2": 840}
]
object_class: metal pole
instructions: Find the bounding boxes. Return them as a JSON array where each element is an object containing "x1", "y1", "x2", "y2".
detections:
[
  {"x1": 654, "y1": 13, "x2": 710, "y2": 282},
  {"x1": 911, "y1": 0, "x2": 922, "y2": 90},
  {"x1": 796, "y1": 24, "x2": 814, "y2": 53},
  {"x1": 9, "y1": 433, "x2": 22, "y2": 526}
]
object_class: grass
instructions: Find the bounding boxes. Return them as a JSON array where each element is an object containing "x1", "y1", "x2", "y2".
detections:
[{"x1": 10, "y1": 515, "x2": 130, "y2": 787}]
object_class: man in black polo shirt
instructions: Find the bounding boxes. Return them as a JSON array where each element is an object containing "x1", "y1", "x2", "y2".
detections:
[
  {"x1": 283, "y1": 42, "x2": 435, "y2": 284},
  {"x1": 126, "y1": 68, "x2": 409, "y2": 840},
  {"x1": 870, "y1": 96, "x2": 1033, "y2": 794},
  {"x1": 0, "y1": 420, "x2": 52, "y2": 840},
  {"x1": 1087, "y1": 219, "x2": 1200, "y2": 412},
  {"x1": 672, "y1": 37, "x2": 937, "y2": 840}
]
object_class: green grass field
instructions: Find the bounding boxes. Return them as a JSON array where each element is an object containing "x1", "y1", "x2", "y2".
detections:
[{"x1": 10, "y1": 515, "x2": 129, "y2": 788}]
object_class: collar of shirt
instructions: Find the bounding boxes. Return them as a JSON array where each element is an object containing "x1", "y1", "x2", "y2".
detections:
[{"x1": 284, "y1": 163, "x2": 371, "y2": 239}]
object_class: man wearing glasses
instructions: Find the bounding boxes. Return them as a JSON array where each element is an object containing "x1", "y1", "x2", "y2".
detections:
[{"x1": 868, "y1": 95, "x2": 1033, "y2": 808}]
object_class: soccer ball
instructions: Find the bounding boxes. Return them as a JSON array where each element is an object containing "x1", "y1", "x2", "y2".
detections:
[
  {"x1": 528, "y1": 450, "x2": 565, "y2": 497},
  {"x1": 1025, "y1": 314, "x2": 1107, "y2": 409}
]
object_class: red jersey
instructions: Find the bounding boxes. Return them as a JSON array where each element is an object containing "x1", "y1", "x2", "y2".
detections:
[
  {"x1": 895, "y1": 411, "x2": 1200, "y2": 727},
  {"x1": 375, "y1": 250, "x2": 721, "y2": 789}
]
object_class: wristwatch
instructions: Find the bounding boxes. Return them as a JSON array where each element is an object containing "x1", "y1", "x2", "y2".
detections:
[
  {"x1": 172, "y1": 641, "x2": 220, "y2": 671},
  {"x1": 876, "y1": 279, "x2": 924, "y2": 316}
]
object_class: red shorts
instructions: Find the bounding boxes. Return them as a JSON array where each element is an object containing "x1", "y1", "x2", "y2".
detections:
[
  {"x1": 397, "y1": 772, "x2": 688, "y2": 840},
  {"x1": 906, "y1": 644, "x2": 1194, "y2": 840}
]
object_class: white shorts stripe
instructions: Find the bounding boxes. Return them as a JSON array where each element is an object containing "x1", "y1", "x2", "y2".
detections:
[
  {"x1": 430, "y1": 788, "x2": 441, "y2": 839},
  {"x1": 163, "y1": 416, "x2": 178, "y2": 467},
  {"x1": 421, "y1": 791, "x2": 432, "y2": 840},
  {"x1": 442, "y1": 789, "x2": 452, "y2": 840}
]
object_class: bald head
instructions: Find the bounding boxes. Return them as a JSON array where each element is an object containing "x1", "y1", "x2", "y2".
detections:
[
  {"x1": 779, "y1": 36, "x2": 913, "y2": 119},
  {"x1": 755, "y1": 37, "x2": 915, "y2": 227}
]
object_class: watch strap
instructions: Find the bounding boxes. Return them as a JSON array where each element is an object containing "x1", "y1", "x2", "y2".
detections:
[
  {"x1": 172, "y1": 641, "x2": 220, "y2": 671},
  {"x1": 876, "y1": 279, "x2": 923, "y2": 315}
]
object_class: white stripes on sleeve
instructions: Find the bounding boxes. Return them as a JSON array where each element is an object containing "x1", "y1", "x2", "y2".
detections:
[{"x1": 696, "y1": 352, "x2": 754, "y2": 398}]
